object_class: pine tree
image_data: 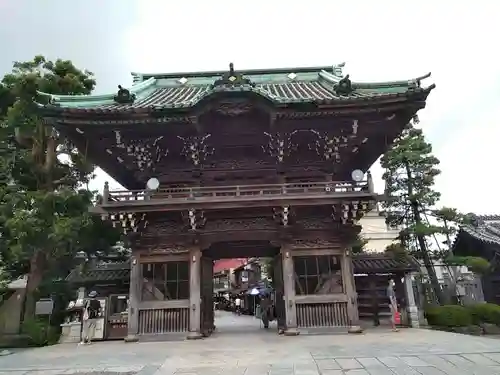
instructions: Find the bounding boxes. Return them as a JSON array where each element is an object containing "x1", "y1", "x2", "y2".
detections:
[{"x1": 381, "y1": 120, "x2": 444, "y2": 304}]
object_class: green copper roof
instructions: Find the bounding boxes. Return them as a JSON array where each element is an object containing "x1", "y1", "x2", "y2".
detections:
[{"x1": 37, "y1": 63, "x2": 434, "y2": 112}]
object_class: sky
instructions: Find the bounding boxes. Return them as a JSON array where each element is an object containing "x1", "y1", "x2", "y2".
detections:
[{"x1": 0, "y1": 0, "x2": 498, "y2": 214}]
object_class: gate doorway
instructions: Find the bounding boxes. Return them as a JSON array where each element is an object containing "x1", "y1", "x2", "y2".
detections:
[{"x1": 202, "y1": 241, "x2": 282, "y2": 336}]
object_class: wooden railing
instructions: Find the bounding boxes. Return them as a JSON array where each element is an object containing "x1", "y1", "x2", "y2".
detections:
[
  {"x1": 103, "y1": 180, "x2": 373, "y2": 204},
  {"x1": 138, "y1": 307, "x2": 189, "y2": 334},
  {"x1": 296, "y1": 301, "x2": 349, "y2": 327}
]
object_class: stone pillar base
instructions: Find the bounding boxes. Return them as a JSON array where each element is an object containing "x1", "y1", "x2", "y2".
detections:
[
  {"x1": 348, "y1": 325, "x2": 364, "y2": 334},
  {"x1": 124, "y1": 334, "x2": 139, "y2": 343},
  {"x1": 186, "y1": 331, "x2": 203, "y2": 340},
  {"x1": 408, "y1": 306, "x2": 420, "y2": 328},
  {"x1": 283, "y1": 328, "x2": 300, "y2": 336}
]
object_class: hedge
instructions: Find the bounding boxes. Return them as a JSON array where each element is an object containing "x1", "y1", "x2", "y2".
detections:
[
  {"x1": 425, "y1": 305, "x2": 472, "y2": 327},
  {"x1": 426, "y1": 303, "x2": 500, "y2": 329},
  {"x1": 467, "y1": 303, "x2": 500, "y2": 326}
]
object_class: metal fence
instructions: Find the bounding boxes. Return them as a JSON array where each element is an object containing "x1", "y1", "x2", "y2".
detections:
[{"x1": 416, "y1": 276, "x2": 485, "y2": 306}]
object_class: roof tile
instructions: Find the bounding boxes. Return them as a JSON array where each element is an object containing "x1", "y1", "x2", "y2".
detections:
[
  {"x1": 461, "y1": 222, "x2": 500, "y2": 246},
  {"x1": 38, "y1": 64, "x2": 434, "y2": 113},
  {"x1": 66, "y1": 254, "x2": 418, "y2": 283}
]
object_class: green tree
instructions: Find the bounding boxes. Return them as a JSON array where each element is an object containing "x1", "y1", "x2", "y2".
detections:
[
  {"x1": 381, "y1": 121, "x2": 444, "y2": 304},
  {"x1": 351, "y1": 233, "x2": 368, "y2": 254},
  {"x1": 0, "y1": 56, "x2": 120, "y2": 319}
]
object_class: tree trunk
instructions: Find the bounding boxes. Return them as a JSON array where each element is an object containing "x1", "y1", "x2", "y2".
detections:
[
  {"x1": 404, "y1": 161, "x2": 444, "y2": 305},
  {"x1": 23, "y1": 250, "x2": 45, "y2": 321}
]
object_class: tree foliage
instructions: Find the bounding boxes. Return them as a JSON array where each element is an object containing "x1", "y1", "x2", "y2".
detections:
[
  {"x1": 381, "y1": 122, "x2": 490, "y2": 305},
  {"x1": 0, "y1": 56, "x2": 120, "y2": 319},
  {"x1": 381, "y1": 121, "x2": 444, "y2": 303},
  {"x1": 2, "y1": 55, "x2": 96, "y2": 191},
  {"x1": 351, "y1": 233, "x2": 368, "y2": 254}
]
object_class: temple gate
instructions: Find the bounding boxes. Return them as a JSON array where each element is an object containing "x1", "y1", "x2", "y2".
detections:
[{"x1": 36, "y1": 63, "x2": 434, "y2": 340}]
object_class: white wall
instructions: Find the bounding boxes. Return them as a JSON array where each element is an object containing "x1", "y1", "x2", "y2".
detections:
[{"x1": 358, "y1": 210, "x2": 399, "y2": 252}]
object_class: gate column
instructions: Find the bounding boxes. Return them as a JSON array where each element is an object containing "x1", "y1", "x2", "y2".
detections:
[
  {"x1": 282, "y1": 246, "x2": 299, "y2": 336},
  {"x1": 187, "y1": 247, "x2": 203, "y2": 339},
  {"x1": 125, "y1": 255, "x2": 140, "y2": 342},
  {"x1": 342, "y1": 248, "x2": 362, "y2": 333}
]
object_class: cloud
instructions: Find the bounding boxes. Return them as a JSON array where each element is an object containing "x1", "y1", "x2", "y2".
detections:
[{"x1": 1, "y1": 0, "x2": 498, "y2": 213}]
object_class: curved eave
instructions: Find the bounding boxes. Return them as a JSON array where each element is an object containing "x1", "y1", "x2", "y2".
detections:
[
  {"x1": 35, "y1": 77, "x2": 158, "y2": 107},
  {"x1": 320, "y1": 70, "x2": 433, "y2": 89},
  {"x1": 460, "y1": 226, "x2": 500, "y2": 246},
  {"x1": 37, "y1": 86, "x2": 434, "y2": 118}
]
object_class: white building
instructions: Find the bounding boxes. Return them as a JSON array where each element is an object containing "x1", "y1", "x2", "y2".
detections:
[{"x1": 358, "y1": 209, "x2": 399, "y2": 252}]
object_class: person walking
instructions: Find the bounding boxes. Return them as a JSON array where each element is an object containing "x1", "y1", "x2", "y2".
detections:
[
  {"x1": 260, "y1": 293, "x2": 272, "y2": 329},
  {"x1": 234, "y1": 296, "x2": 242, "y2": 315},
  {"x1": 387, "y1": 279, "x2": 399, "y2": 332},
  {"x1": 80, "y1": 291, "x2": 101, "y2": 345}
]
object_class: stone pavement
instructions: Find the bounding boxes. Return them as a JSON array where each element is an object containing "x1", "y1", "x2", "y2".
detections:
[{"x1": 2, "y1": 312, "x2": 500, "y2": 374}]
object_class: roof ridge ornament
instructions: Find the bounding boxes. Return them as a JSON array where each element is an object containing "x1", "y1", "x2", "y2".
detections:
[
  {"x1": 334, "y1": 74, "x2": 354, "y2": 95},
  {"x1": 114, "y1": 85, "x2": 136, "y2": 104},
  {"x1": 213, "y1": 63, "x2": 255, "y2": 88},
  {"x1": 332, "y1": 62, "x2": 346, "y2": 78}
]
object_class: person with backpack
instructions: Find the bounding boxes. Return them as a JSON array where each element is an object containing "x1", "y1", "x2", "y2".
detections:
[{"x1": 80, "y1": 291, "x2": 101, "y2": 345}]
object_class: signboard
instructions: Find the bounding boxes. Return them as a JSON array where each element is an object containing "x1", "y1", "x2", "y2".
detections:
[{"x1": 35, "y1": 298, "x2": 54, "y2": 316}]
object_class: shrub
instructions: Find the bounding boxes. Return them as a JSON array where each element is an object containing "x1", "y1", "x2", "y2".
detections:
[
  {"x1": 21, "y1": 318, "x2": 60, "y2": 346},
  {"x1": 425, "y1": 305, "x2": 472, "y2": 327},
  {"x1": 467, "y1": 303, "x2": 500, "y2": 326}
]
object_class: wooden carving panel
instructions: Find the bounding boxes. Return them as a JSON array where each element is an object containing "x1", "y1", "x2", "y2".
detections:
[
  {"x1": 142, "y1": 218, "x2": 186, "y2": 236},
  {"x1": 204, "y1": 158, "x2": 271, "y2": 170},
  {"x1": 137, "y1": 239, "x2": 191, "y2": 255},
  {"x1": 294, "y1": 218, "x2": 336, "y2": 230},
  {"x1": 204, "y1": 217, "x2": 276, "y2": 232},
  {"x1": 288, "y1": 238, "x2": 341, "y2": 249}
]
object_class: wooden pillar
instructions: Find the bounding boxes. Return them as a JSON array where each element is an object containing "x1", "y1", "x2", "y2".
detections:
[
  {"x1": 341, "y1": 248, "x2": 361, "y2": 332},
  {"x1": 187, "y1": 247, "x2": 202, "y2": 339},
  {"x1": 281, "y1": 246, "x2": 299, "y2": 336},
  {"x1": 125, "y1": 256, "x2": 140, "y2": 342},
  {"x1": 200, "y1": 255, "x2": 214, "y2": 337},
  {"x1": 273, "y1": 254, "x2": 286, "y2": 331}
]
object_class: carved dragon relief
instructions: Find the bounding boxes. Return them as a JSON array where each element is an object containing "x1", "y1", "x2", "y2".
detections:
[
  {"x1": 272, "y1": 206, "x2": 294, "y2": 227},
  {"x1": 262, "y1": 131, "x2": 299, "y2": 163},
  {"x1": 331, "y1": 200, "x2": 374, "y2": 225},
  {"x1": 114, "y1": 130, "x2": 168, "y2": 172},
  {"x1": 102, "y1": 212, "x2": 148, "y2": 235},
  {"x1": 177, "y1": 134, "x2": 214, "y2": 167},
  {"x1": 216, "y1": 101, "x2": 253, "y2": 116},
  {"x1": 309, "y1": 119, "x2": 361, "y2": 163},
  {"x1": 181, "y1": 209, "x2": 206, "y2": 231}
]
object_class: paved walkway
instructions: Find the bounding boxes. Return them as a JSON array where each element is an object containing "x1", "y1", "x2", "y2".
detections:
[{"x1": 2, "y1": 312, "x2": 500, "y2": 374}]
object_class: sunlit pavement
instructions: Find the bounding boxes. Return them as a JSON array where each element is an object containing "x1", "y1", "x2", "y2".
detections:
[{"x1": 2, "y1": 312, "x2": 500, "y2": 374}]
